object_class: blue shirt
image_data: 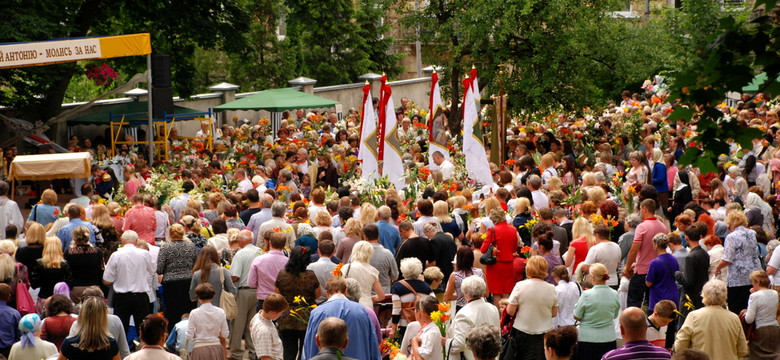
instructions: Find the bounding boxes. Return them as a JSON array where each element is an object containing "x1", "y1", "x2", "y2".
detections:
[
  {"x1": 646, "y1": 253, "x2": 680, "y2": 311},
  {"x1": 0, "y1": 301, "x2": 21, "y2": 348},
  {"x1": 376, "y1": 220, "x2": 402, "y2": 256},
  {"x1": 27, "y1": 203, "x2": 61, "y2": 227},
  {"x1": 302, "y1": 295, "x2": 381, "y2": 360},
  {"x1": 247, "y1": 208, "x2": 273, "y2": 243},
  {"x1": 295, "y1": 235, "x2": 319, "y2": 253},
  {"x1": 57, "y1": 218, "x2": 96, "y2": 251}
]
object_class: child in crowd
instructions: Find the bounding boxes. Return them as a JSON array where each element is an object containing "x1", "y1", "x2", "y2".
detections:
[
  {"x1": 187, "y1": 283, "x2": 229, "y2": 360},
  {"x1": 166, "y1": 313, "x2": 190, "y2": 359},
  {"x1": 250, "y1": 293, "x2": 289, "y2": 360},
  {"x1": 646, "y1": 299, "x2": 678, "y2": 349}
]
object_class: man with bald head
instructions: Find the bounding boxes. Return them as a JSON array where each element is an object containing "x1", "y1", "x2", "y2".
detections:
[
  {"x1": 228, "y1": 229, "x2": 263, "y2": 360},
  {"x1": 310, "y1": 317, "x2": 357, "y2": 360},
  {"x1": 602, "y1": 307, "x2": 671, "y2": 360}
]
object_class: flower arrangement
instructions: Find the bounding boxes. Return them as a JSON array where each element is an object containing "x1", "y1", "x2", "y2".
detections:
[
  {"x1": 289, "y1": 295, "x2": 317, "y2": 324},
  {"x1": 380, "y1": 338, "x2": 401, "y2": 359},
  {"x1": 520, "y1": 246, "x2": 532, "y2": 258},
  {"x1": 85, "y1": 64, "x2": 119, "y2": 86}
]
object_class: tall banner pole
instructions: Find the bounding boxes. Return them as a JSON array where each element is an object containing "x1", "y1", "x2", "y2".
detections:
[{"x1": 146, "y1": 54, "x2": 154, "y2": 164}]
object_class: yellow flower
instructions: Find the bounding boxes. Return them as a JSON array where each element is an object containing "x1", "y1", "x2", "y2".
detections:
[
  {"x1": 294, "y1": 295, "x2": 303, "y2": 304},
  {"x1": 430, "y1": 311, "x2": 442, "y2": 322},
  {"x1": 310, "y1": 304, "x2": 317, "y2": 309}
]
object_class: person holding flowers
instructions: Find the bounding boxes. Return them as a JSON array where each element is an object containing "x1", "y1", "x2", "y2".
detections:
[
  {"x1": 410, "y1": 295, "x2": 444, "y2": 360},
  {"x1": 274, "y1": 246, "x2": 321, "y2": 360}
]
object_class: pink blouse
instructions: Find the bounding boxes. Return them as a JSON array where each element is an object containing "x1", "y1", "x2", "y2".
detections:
[{"x1": 122, "y1": 205, "x2": 157, "y2": 244}]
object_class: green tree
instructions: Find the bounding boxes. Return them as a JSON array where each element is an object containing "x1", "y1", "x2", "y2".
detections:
[
  {"x1": 284, "y1": 0, "x2": 403, "y2": 86},
  {"x1": 668, "y1": 2, "x2": 779, "y2": 174},
  {"x1": 0, "y1": 0, "x2": 250, "y2": 122}
]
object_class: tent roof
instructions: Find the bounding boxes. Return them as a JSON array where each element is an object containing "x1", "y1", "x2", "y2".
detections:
[
  {"x1": 214, "y1": 88, "x2": 339, "y2": 112},
  {"x1": 67, "y1": 101, "x2": 201, "y2": 126}
]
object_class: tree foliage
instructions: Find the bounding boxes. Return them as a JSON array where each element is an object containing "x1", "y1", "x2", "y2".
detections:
[
  {"x1": 668, "y1": 1, "x2": 779, "y2": 174},
  {"x1": 0, "y1": 0, "x2": 250, "y2": 121},
  {"x1": 397, "y1": 0, "x2": 680, "y2": 133}
]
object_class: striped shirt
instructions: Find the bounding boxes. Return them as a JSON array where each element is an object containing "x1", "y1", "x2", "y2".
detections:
[{"x1": 602, "y1": 340, "x2": 671, "y2": 360}]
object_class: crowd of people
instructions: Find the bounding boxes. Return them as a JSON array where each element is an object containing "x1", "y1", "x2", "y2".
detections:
[{"x1": 0, "y1": 83, "x2": 779, "y2": 360}]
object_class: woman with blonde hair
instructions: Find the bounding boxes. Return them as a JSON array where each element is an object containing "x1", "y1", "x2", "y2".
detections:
[
  {"x1": 360, "y1": 203, "x2": 377, "y2": 225},
  {"x1": 0, "y1": 240, "x2": 29, "y2": 309},
  {"x1": 15, "y1": 222, "x2": 45, "y2": 272},
  {"x1": 59, "y1": 296, "x2": 120, "y2": 359},
  {"x1": 341, "y1": 241, "x2": 384, "y2": 308},
  {"x1": 541, "y1": 153, "x2": 558, "y2": 183},
  {"x1": 573, "y1": 263, "x2": 620, "y2": 360},
  {"x1": 482, "y1": 208, "x2": 521, "y2": 306},
  {"x1": 506, "y1": 256, "x2": 558, "y2": 359},
  {"x1": 434, "y1": 200, "x2": 462, "y2": 242},
  {"x1": 547, "y1": 177, "x2": 564, "y2": 192},
  {"x1": 157, "y1": 223, "x2": 197, "y2": 330},
  {"x1": 313, "y1": 210, "x2": 334, "y2": 237},
  {"x1": 122, "y1": 165, "x2": 143, "y2": 198},
  {"x1": 512, "y1": 197, "x2": 533, "y2": 246},
  {"x1": 106, "y1": 202, "x2": 124, "y2": 231},
  {"x1": 90, "y1": 204, "x2": 119, "y2": 262},
  {"x1": 565, "y1": 217, "x2": 596, "y2": 272},
  {"x1": 31, "y1": 236, "x2": 72, "y2": 311},
  {"x1": 335, "y1": 218, "x2": 363, "y2": 261},
  {"x1": 180, "y1": 214, "x2": 207, "y2": 249},
  {"x1": 744, "y1": 270, "x2": 780, "y2": 359},
  {"x1": 29, "y1": 189, "x2": 61, "y2": 227}
]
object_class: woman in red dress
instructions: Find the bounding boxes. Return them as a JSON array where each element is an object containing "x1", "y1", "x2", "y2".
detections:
[{"x1": 481, "y1": 208, "x2": 520, "y2": 306}]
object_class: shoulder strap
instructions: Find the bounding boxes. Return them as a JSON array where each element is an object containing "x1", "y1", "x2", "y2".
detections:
[
  {"x1": 32, "y1": 204, "x2": 38, "y2": 222},
  {"x1": 218, "y1": 265, "x2": 227, "y2": 291},
  {"x1": 399, "y1": 280, "x2": 418, "y2": 296},
  {"x1": 657, "y1": 255, "x2": 676, "y2": 276}
]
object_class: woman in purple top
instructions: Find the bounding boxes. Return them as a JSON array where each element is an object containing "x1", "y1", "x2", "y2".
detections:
[
  {"x1": 645, "y1": 233, "x2": 679, "y2": 311},
  {"x1": 645, "y1": 233, "x2": 679, "y2": 349},
  {"x1": 533, "y1": 222, "x2": 562, "y2": 285}
]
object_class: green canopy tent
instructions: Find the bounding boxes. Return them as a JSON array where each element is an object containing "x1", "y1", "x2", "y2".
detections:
[
  {"x1": 213, "y1": 88, "x2": 340, "y2": 138},
  {"x1": 67, "y1": 101, "x2": 201, "y2": 126}
]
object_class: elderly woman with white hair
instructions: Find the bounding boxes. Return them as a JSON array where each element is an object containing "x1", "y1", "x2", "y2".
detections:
[
  {"x1": 674, "y1": 279, "x2": 748, "y2": 358},
  {"x1": 443, "y1": 276, "x2": 500, "y2": 360},
  {"x1": 389, "y1": 258, "x2": 434, "y2": 338},
  {"x1": 341, "y1": 241, "x2": 384, "y2": 308},
  {"x1": 744, "y1": 192, "x2": 774, "y2": 235}
]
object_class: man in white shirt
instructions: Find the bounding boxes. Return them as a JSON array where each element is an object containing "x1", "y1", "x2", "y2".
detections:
[
  {"x1": 229, "y1": 230, "x2": 263, "y2": 360},
  {"x1": 307, "y1": 240, "x2": 338, "y2": 303},
  {"x1": 295, "y1": 148, "x2": 312, "y2": 175},
  {"x1": 103, "y1": 230, "x2": 156, "y2": 335},
  {"x1": 429, "y1": 151, "x2": 454, "y2": 180},
  {"x1": 257, "y1": 201, "x2": 296, "y2": 248},
  {"x1": 235, "y1": 168, "x2": 253, "y2": 193},
  {"x1": 527, "y1": 175, "x2": 549, "y2": 210},
  {"x1": 0, "y1": 181, "x2": 23, "y2": 238}
]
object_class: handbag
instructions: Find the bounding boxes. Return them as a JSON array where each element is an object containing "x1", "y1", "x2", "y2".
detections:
[
  {"x1": 739, "y1": 310, "x2": 759, "y2": 341},
  {"x1": 15, "y1": 264, "x2": 35, "y2": 316},
  {"x1": 398, "y1": 280, "x2": 423, "y2": 324},
  {"x1": 218, "y1": 267, "x2": 237, "y2": 320},
  {"x1": 480, "y1": 229, "x2": 498, "y2": 265}
]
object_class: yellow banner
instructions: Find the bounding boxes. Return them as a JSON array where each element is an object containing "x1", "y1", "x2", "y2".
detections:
[{"x1": 0, "y1": 33, "x2": 151, "y2": 69}]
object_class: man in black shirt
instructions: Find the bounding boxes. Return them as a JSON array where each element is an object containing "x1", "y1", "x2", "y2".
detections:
[
  {"x1": 395, "y1": 221, "x2": 433, "y2": 271},
  {"x1": 675, "y1": 222, "x2": 710, "y2": 310},
  {"x1": 423, "y1": 222, "x2": 457, "y2": 293}
]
